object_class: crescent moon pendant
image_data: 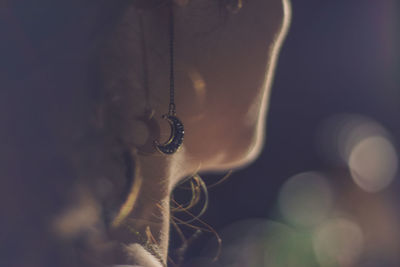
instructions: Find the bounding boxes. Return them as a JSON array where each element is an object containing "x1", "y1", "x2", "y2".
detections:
[{"x1": 154, "y1": 114, "x2": 184, "y2": 154}]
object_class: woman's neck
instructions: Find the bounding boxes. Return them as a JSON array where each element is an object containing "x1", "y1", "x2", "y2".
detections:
[{"x1": 109, "y1": 146, "x2": 196, "y2": 266}]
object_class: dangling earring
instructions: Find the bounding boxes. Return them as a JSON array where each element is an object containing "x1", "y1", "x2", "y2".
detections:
[{"x1": 154, "y1": 4, "x2": 185, "y2": 155}]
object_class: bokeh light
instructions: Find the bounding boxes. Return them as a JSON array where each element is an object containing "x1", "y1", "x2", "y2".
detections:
[
  {"x1": 317, "y1": 114, "x2": 398, "y2": 192},
  {"x1": 278, "y1": 172, "x2": 333, "y2": 227},
  {"x1": 313, "y1": 218, "x2": 364, "y2": 267},
  {"x1": 349, "y1": 136, "x2": 398, "y2": 192},
  {"x1": 204, "y1": 219, "x2": 316, "y2": 267}
]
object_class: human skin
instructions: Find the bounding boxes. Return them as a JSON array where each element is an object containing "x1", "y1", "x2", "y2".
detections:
[{"x1": 0, "y1": 0, "x2": 290, "y2": 266}]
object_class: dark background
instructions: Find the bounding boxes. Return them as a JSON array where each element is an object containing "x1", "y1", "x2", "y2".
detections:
[
  {"x1": 176, "y1": 1, "x2": 400, "y2": 265},
  {"x1": 2, "y1": 0, "x2": 400, "y2": 266},
  {"x1": 206, "y1": 0, "x2": 400, "y2": 225}
]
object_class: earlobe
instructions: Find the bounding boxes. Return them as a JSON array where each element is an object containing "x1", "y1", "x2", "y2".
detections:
[{"x1": 133, "y1": 109, "x2": 162, "y2": 155}]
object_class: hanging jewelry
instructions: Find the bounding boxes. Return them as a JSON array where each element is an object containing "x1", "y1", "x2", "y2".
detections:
[{"x1": 154, "y1": 5, "x2": 185, "y2": 155}]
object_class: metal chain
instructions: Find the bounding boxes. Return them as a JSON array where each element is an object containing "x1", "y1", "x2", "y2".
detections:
[
  {"x1": 139, "y1": 12, "x2": 152, "y2": 114},
  {"x1": 168, "y1": 4, "x2": 176, "y2": 115}
]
